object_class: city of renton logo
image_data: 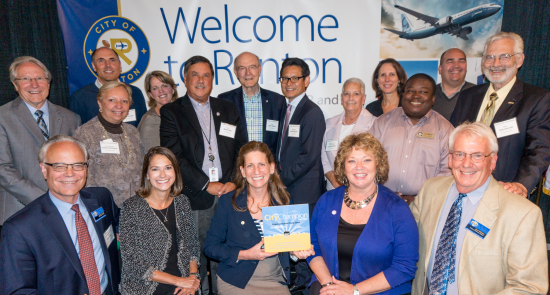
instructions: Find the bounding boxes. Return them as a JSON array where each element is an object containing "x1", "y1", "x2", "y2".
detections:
[{"x1": 83, "y1": 15, "x2": 150, "y2": 84}]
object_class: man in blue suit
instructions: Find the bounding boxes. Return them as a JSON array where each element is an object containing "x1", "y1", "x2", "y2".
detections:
[
  {"x1": 276, "y1": 57, "x2": 326, "y2": 294},
  {"x1": 0, "y1": 135, "x2": 120, "y2": 295},
  {"x1": 218, "y1": 52, "x2": 286, "y2": 156}
]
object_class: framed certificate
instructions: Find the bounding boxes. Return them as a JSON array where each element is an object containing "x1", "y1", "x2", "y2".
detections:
[{"x1": 263, "y1": 204, "x2": 310, "y2": 252}]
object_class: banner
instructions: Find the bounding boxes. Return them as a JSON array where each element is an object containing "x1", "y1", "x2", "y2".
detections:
[{"x1": 57, "y1": 0, "x2": 504, "y2": 119}]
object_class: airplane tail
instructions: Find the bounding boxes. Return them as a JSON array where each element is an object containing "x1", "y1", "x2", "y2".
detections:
[{"x1": 401, "y1": 14, "x2": 413, "y2": 32}]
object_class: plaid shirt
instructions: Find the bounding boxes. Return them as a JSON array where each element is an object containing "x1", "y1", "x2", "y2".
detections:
[{"x1": 243, "y1": 89, "x2": 263, "y2": 142}]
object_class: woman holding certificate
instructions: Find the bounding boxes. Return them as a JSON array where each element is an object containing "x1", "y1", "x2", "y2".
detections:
[
  {"x1": 204, "y1": 142, "x2": 312, "y2": 294},
  {"x1": 308, "y1": 133, "x2": 419, "y2": 295}
]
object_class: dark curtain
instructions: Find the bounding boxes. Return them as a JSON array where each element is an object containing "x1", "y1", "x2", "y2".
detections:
[{"x1": 0, "y1": 0, "x2": 70, "y2": 107}]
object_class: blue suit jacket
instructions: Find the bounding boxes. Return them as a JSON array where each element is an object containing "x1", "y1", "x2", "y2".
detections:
[
  {"x1": 307, "y1": 185, "x2": 419, "y2": 294},
  {"x1": 0, "y1": 188, "x2": 121, "y2": 295},
  {"x1": 276, "y1": 94, "x2": 326, "y2": 206},
  {"x1": 218, "y1": 87, "x2": 286, "y2": 156},
  {"x1": 203, "y1": 191, "x2": 291, "y2": 289}
]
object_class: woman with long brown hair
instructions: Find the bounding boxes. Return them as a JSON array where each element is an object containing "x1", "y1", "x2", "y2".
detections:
[
  {"x1": 204, "y1": 141, "x2": 313, "y2": 294},
  {"x1": 365, "y1": 58, "x2": 408, "y2": 116}
]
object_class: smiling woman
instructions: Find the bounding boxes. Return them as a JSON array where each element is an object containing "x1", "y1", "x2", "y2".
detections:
[{"x1": 73, "y1": 81, "x2": 144, "y2": 206}]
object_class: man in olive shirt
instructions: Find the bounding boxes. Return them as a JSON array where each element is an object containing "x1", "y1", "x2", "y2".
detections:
[
  {"x1": 432, "y1": 48, "x2": 475, "y2": 120},
  {"x1": 370, "y1": 74, "x2": 454, "y2": 204}
]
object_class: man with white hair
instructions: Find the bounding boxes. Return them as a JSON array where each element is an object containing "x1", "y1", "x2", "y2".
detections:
[
  {"x1": 450, "y1": 32, "x2": 550, "y2": 198},
  {"x1": 411, "y1": 121, "x2": 548, "y2": 294}
]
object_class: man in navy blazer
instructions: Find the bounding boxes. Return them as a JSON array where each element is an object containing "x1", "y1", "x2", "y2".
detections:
[
  {"x1": 0, "y1": 135, "x2": 120, "y2": 295},
  {"x1": 218, "y1": 52, "x2": 286, "y2": 156},
  {"x1": 276, "y1": 57, "x2": 326, "y2": 293},
  {"x1": 450, "y1": 32, "x2": 550, "y2": 197}
]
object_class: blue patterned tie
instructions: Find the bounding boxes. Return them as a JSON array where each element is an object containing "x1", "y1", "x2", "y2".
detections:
[
  {"x1": 35, "y1": 110, "x2": 49, "y2": 140},
  {"x1": 429, "y1": 193, "x2": 467, "y2": 295}
]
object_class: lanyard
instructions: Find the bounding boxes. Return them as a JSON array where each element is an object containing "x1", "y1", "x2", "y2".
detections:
[{"x1": 199, "y1": 108, "x2": 215, "y2": 166}]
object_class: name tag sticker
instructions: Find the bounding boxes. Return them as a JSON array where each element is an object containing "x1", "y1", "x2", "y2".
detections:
[
  {"x1": 91, "y1": 207, "x2": 106, "y2": 222},
  {"x1": 122, "y1": 109, "x2": 137, "y2": 123},
  {"x1": 266, "y1": 119, "x2": 279, "y2": 132},
  {"x1": 209, "y1": 167, "x2": 219, "y2": 182},
  {"x1": 466, "y1": 219, "x2": 490, "y2": 239},
  {"x1": 288, "y1": 124, "x2": 300, "y2": 138},
  {"x1": 416, "y1": 132, "x2": 434, "y2": 139},
  {"x1": 100, "y1": 139, "x2": 120, "y2": 154},
  {"x1": 219, "y1": 122, "x2": 237, "y2": 138},
  {"x1": 494, "y1": 118, "x2": 520, "y2": 138},
  {"x1": 325, "y1": 140, "x2": 339, "y2": 151},
  {"x1": 104, "y1": 225, "x2": 115, "y2": 248}
]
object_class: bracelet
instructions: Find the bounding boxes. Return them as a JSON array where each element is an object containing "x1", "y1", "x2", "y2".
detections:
[
  {"x1": 321, "y1": 282, "x2": 333, "y2": 288},
  {"x1": 189, "y1": 272, "x2": 200, "y2": 280}
]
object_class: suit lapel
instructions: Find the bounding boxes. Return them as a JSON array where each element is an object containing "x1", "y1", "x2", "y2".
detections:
[
  {"x1": 234, "y1": 88, "x2": 249, "y2": 142},
  {"x1": 261, "y1": 88, "x2": 272, "y2": 142},
  {"x1": 458, "y1": 177, "x2": 499, "y2": 281},
  {"x1": 469, "y1": 85, "x2": 490, "y2": 122},
  {"x1": 280, "y1": 95, "x2": 308, "y2": 156},
  {"x1": 491, "y1": 79, "x2": 523, "y2": 124},
  {"x1": 180, "y1": 95, "x2": 205, "y2": 160},
  {"x1": 47, "y1": 101, "x2": 63, "y2": 136},
  {"x1": 12, "y1": 97, "x2": 46, "y2": 145},
  {"x1": 329, "y1": 112, "x2": 345, "y2": 159},
  {"x1": 42, "y1": 193, "x2": 87, "y2": 283},
  {"x1": 235, "y1": 192, "x2": 261, "y2": 239},
  {"x1": 210, "y1": 97, "x2": 223, "y2": 147}
]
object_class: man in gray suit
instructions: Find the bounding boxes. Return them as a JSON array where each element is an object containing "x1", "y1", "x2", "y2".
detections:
[{"x1": 0, "y1": 56, "x2": 81, "y2": 230}]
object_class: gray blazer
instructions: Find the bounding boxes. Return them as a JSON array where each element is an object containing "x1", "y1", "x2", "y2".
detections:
[{"x1": 0, "y1": 97, "x2": 81, "y2": 224}]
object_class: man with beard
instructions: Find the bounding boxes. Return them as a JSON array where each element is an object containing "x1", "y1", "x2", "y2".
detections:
[
  {"x1": 450, "y1": 32, "x2": 550, "y2": 198},
  {"x1": 370, "y1": 74, "x2": 454, "y2": 205}
]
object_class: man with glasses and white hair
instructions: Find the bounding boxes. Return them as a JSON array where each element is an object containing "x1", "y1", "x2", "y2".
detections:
[
  {"x1": 218, "y1": 51, "x2": 286, "y2": 156},
  {"x1": 411, "y1": 121, "x2": 548, "y2": 295},
  {"x1": 450, "y1": 32, "x2": 550, "y2": 198},
  {"x1": 0, "y1": 135, "x2": 120, "y2": 295},
  {"x1": 0, "y1": 56, "x2": 81, "y2": 232}
]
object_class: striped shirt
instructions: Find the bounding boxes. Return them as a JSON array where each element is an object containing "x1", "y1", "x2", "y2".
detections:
[
  {"x1": 253, "y1": 218, "x2": 264, "y2": 238},
  {"x1": 243, "y1": 89, "x2": 263, "y2": 142}
]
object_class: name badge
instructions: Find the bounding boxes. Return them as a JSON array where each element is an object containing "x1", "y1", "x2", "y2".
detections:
[
  {"x1": 91, "y1": 207, "x2": 106, "y2": 222},
  {"x1": 266, "y1": 119, "x2": 279, "y2": 132},
  {"x1": 219, "y1": 122, "x2": 237, "y2": 138},
  {"x1": 416, "y1": 132, "x2": 434, "y2": 139},
  {"x1": 288, "y1": 124, "x2": 300, "y2": 137},
  {"x1": 122, "y1": 109, "x2": 137, "y2": 123},
  {"x1": 493, "y1": 118, "x2": 520, "y2": 138},
  {"x1": 325, "y1": 139, "x2": 338, "y2": 151},
  {"x1": 209, "y1": 167, "x2": 219, "y2": 182},
  {"x1": 104, "y1": 225, "x2": 115, "y2": 248},
  {"x1": 100, "y1": 139, "x2": 120, "y2": 154},
  {"x1": 466, "y1": 219, "x2": 490, "y2": 239}
]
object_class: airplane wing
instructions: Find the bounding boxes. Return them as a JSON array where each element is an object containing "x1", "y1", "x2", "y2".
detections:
[
  {"x1": 449, "y1": 31, "x2": 469, "y2": 40},
  {"x1": 384, "y1": 28, "x2": 406, "y2": 36},
  {"x1": 394, "y1": 5, "x2": 439, "y2": 26}
]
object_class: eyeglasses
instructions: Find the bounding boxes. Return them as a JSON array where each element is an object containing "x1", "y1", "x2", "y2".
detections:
[
  {"x1": 450, "y1": 151, "x2": 491, "y2": 163},
  {"x1": 483, "y1": 53, "x2": 519, "y2": 64},
  {"x1": 44, "y1": 162, "x2": 88, "y2": 172},
  {"x1": 14, "y1": 77, "x2": 49, "y2": 84},
  {"x1": 236, "y1": 65, "x2": 259, "y2": 73},
  {"x1": 279, "y1": 76, "x2": 306, "y2": 83}
]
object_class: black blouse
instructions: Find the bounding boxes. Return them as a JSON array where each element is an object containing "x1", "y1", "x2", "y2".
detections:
[
  {"x1": 337, "y1": 217, "x2": 366, "y2": 283},
  {"x1": 152, "y1": 201, "x2": 182, "y2": 295},
  {"x1": 365, "y1": 97, "x2": 402, "y2": 117}
]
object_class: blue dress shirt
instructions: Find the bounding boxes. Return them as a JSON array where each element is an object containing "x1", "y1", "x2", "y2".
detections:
[
  {"x1": 427, "y1": 176, "x2": 491, "y2": 295},
  {"x1": 23, "y1": 100, "x2": 49, "y2": 130},
  {"x1": 49, "y1": 193, "x2": 108, "y2": 293}
]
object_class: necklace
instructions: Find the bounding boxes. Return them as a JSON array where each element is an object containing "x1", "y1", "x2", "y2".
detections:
[
  {"x1": 344, "y1": 185, "x2": 377, "y2": 210},
  {"x1": 157, "y1": 206, "x2": 169, "y2": 222},
  {"x1": 342, "y1": 113, "x2": 359, "y2": 126},
  {"x1": 98, "y1": 121, "x2": 134, "y2": 168}
]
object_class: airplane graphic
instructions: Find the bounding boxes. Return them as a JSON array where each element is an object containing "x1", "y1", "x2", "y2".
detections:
[{"x1": 385, "y1": 3, "x2": 501, "y2": 40}]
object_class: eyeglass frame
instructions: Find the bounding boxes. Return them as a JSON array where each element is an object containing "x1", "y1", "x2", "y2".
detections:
[
  {"x1": 236, "y1": 65, "x2": 260, "y2": 73},
  {"x1": 14, "y1": 77, "x2": 49, "y2": 84},
  {"x1": 44, "y1": 162, "x2": 88, "y2": 172},
  {"x1": 449, "y1": 151, "x2": 492, "y2": 163},
  {"x1": 482, "y1": 53, "x2": 520, "y2": 64},
  {"x1": 279, "y1": 76, "x2": 307, "y2": 84}
]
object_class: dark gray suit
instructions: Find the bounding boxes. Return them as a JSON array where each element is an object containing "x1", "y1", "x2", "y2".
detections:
[{"x1": 0, "y1": 97, "x2": 81, "y2": 224}]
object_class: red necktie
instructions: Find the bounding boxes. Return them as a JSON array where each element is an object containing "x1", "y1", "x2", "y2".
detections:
[{"x1": 71, "y1": 204, "x2": 102, "y2": 295}]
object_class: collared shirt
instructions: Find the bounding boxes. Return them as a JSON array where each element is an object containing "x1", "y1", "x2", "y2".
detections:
[
  {"x1": 369, "y1": 108, "x2": 454, "y2": 195},
  {"x1": 433, "y1": 82, "x2": 475, "y2": 121},
  {"x1": 189, "y1": 96, "x2": 223, "y2": 181},
  {"x1": 243, "y1": 88, "x2": 263, "y2": 142},
  {"x1": 95, "y1": 78, "x2": 121, "y2": 89},
  {"x1": 427, "y1": 176, "x2": 491, "y2": 295},
  {"x1": 279, "y1": 92, "x2": 307, "y2": 158},
  {"x1": 476, "y1": 76, "x2": 517, "y2": 122},
  {"x1": 23, "y1": 100, "x2": 50, "y2": 130},
  {"x1": 49, "y1": 192, "x2": 108, "y2": 293}
]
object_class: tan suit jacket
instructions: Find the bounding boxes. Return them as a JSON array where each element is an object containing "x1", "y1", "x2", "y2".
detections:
[{"x1": 411, "y1": 175, "x2": 548, "y2": 294}]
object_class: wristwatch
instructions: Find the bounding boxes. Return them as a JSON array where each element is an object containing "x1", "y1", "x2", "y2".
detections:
[{"x1": 353, "y1": 284, "x2": 359, "y2": 295}]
